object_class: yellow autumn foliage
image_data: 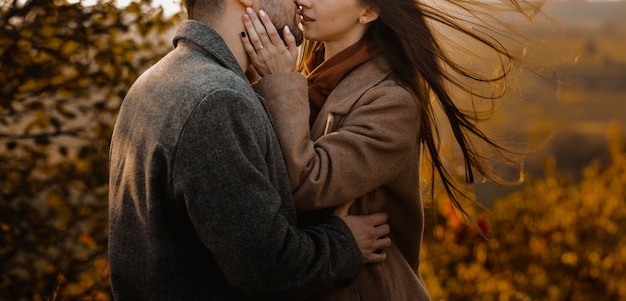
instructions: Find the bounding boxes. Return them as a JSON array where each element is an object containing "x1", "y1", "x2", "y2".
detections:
[{"x1": 421, "y1": 134, "x2": 626, "y2": 301}]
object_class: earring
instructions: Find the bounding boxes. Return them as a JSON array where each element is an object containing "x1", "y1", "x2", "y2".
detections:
[{"x1": 359, "y1": 18, "x2": 366, "y2": 24}]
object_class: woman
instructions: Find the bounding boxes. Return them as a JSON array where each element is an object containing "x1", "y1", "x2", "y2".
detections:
[{"x1": 241, "y1": 0, "x2": 539, "y2": 299}]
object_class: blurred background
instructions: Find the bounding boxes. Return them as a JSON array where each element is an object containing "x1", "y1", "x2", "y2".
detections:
[{"x1": 1, "y1": 0, "x2": 624, "y2": 300}]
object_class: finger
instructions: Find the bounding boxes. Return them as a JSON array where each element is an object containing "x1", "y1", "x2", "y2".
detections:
[
  {"x1": 373, "y1": 236, "x2": 392, "y2": 250},
  {"x1": 332, "y1": 199, "x2": 356, "y2": 218},
  {"x1": 240, "y1": 30, "x2": 258, "y2": 59},
  {"x1": 283, "y1": 26, "x2": 298, "y2": 60},
  {"x1": 246, "y1": 8, "x2": 271, "y2": 49},
  {"x1": 363, "y1": 250, "x2": 388, "y2": 264},
  {"x1": 244, "y1": 8, "x2": 264, "y2": 51},
  {"x1": 373, "y1": 223, "x2": 391, "y2": 238},
  {"x1": 258, "y1": 10, "x2": 283, "y2": 47},
  {"x1": 364, "y1": 212, "x2": 389, "y2": 227}
]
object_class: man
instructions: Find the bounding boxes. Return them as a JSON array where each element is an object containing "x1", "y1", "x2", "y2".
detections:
[{"x1": 107, "y1": 0, "x2": 391, "y2": 299}]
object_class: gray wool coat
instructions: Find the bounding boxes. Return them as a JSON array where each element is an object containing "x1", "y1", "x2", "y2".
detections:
[{"x1": 108, "y1": 20, "x2": 361, "y2": 300}]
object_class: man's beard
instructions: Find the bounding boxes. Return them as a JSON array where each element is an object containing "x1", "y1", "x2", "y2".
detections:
[
  {"x1": 264, "y1": 1, "x2": 303, "y2": 46},
  {"x1": 278, "y1": 23, "x2": 303, "y2": 47}
]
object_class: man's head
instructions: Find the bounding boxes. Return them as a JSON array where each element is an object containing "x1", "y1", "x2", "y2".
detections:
[
  {"x1": 183, "y1": 0, "x2": 302, "y2": 46},
  {"x1": 259, "y1": 0, "x2": 303, "y2": 46},
  {"x1": 182, "y1": 0, "x2": 224, "y2": 20}
]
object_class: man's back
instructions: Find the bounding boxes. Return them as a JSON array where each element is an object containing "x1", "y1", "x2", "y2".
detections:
[
  {"x1": 108, "y1": 22, "x2": 278, "y2": 299},
  {"x1": 108, "y1": 21, "x2": 361, "y2": 300}
]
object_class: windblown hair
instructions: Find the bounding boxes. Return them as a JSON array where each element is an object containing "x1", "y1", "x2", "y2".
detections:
[{"x1": 297, "y1": 0, "x2": 546, "y2": 223}]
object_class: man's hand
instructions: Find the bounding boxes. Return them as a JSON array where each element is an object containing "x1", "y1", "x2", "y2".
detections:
[{"x1": 333, "y1": 200, "x2": 391, "y2": 264}]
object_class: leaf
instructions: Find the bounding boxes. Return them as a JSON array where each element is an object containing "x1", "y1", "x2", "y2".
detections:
[
  {"x1": 1, "y1": 1, "x2": 184, "y2": 299},
  {"x1": 18, "y1": 78, "x2": 39, "y2": 93},
  {"x1": 61, "y1": 40, "x2": 81, "y2": 56}
]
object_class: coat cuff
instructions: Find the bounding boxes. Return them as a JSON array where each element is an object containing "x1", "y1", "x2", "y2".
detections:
[
  {"x1": 253, "y1": 72, "x2": 308, "y2": 101},
  {"x1": 326, "y1": 216, "x2": 363, "y2": 287}
]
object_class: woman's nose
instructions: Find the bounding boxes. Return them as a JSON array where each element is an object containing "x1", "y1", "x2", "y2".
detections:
[{"x1": 295, "y1": 0, "x2": 309, "y2": 8}]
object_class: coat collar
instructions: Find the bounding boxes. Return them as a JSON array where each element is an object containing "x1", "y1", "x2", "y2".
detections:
[
  {"x1": 310, "y1": 55, "x2": 393, "y2": 134},
  {"x1": 323, "y1": 54, "x2": 391, "y2": 114},
  {"x1": 172, "y1": 20, "x2": 246, "y2": 81},
  {"x1": 171, "y1": 20, "x2": 278, "y2": 130}
]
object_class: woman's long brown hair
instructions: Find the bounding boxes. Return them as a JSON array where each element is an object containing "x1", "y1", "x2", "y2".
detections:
[{"x1": 297, "y1": 0, "x2": 546, "y2": 225}]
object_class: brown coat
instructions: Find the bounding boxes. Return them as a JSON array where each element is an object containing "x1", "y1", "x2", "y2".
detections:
[{"x1": 254, "y1": 55, "x2": 431, "y2": 301}]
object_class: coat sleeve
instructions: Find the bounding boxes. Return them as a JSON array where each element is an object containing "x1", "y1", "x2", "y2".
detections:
[
  {"x1": 171, "y1": 88, "x2": 361, "y2": 298},
  {"x1": 254, "y1": 72, "x2": 419, "y2": 210}
]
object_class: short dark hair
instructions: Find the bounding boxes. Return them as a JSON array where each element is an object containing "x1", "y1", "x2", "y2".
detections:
[{"x1": 182, "y1": 0, "x2": 224, "y2": 20}]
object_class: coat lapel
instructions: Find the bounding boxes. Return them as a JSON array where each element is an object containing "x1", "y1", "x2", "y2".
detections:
[{"x1": 311, "y1": 55, "x2": 393, "y2": 139}]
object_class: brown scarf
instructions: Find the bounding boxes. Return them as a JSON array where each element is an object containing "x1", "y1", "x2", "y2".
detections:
[{"x1": 302, "y1": 39, "x2": 376, "y2": 127}]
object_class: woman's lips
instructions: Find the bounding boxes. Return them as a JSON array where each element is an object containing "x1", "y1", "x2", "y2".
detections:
[{"x1": 300, "y1": 13, "x2": 314, "y2": 24}]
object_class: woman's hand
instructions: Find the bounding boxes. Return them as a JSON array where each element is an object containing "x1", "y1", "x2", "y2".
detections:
[{"x1": 241, "y1": 7, "x2": 298, "y2": 76}]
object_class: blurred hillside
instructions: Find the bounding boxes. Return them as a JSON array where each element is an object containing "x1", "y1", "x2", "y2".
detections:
[
  {"x1": 542, "y1": 0, "x2": 626, "y2": 27},
  {"x1": 474, "y1": 0, "x2": 626, "y2": 204}
]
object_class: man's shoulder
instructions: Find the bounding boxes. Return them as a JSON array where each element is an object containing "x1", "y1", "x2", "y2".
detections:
[
  {"x1": 135, "y1": 47, "x2": 251, "y2": 102},
  {"x1": 168, "y1": 45, "x2": 242, "y2": 81}
]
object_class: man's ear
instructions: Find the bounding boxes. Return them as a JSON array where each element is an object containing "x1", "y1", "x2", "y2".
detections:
[{"x1": 238, "y1": 0, "x2": 254, "y2": 8}]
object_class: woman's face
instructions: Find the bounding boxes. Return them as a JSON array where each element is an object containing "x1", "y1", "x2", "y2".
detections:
[{"x1": 296, "y1": 0, "x2": 370, "y2": 46}]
